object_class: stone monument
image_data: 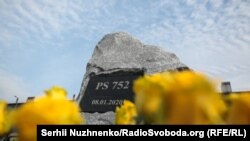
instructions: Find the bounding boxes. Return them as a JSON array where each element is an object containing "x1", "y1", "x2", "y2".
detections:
[{"x1": 77, "y1": 32, "x2": 188, "y2": 124}]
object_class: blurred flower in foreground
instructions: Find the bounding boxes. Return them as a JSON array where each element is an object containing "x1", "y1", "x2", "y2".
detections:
[
  {"x1": 115, "y1": 100, "x2": 137, "y2": 125},
  {"x1": 0, "y1": 101, "x2": 12, "y2": 136},
  {"x1": 133, "y1": 71, "x2": 227, "y2": 124},
  {"x1": 14, "y1": 86, "x2": 84, "y2": 141},
  {"x1": 227, "y1": 93, "x2": 250, "y2": 124}
]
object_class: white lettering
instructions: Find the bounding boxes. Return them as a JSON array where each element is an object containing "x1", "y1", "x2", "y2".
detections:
[{"x1": 41, "y1": 129, "x2": 67, "y2": 136}]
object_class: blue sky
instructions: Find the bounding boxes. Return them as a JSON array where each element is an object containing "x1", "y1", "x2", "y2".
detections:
[{"x1": 0, "y1": 0, "x2": 250, "y2": 103}]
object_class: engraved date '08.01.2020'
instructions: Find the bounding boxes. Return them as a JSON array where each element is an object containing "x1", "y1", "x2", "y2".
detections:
[{"x1": 91, "y1": 99, "x2": 124, "y2": 106}]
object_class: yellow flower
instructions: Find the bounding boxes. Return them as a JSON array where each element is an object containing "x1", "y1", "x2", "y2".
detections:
[
  {"x1": 227, "y1": 93, "x2": 250, "y2": 124},
  {"x1": 14, "y1": 86, "x2": 84, "y2": 141},
  {"x1": 115, "y1": 100, "x2": 137, "y2": 125},
  {"x1": 0, "y1": 101, "x2": 12, "y2": 136},
  {"x1": 134, "y1": 78, "x2": 165, "y2": 124},
  {"x1": 166, "y1": 91, "x2": 226, "y2": 124},
  {"x1": 133, "y1": 71, "x2": 227, "y2": 124},
  {"x1": 45, "y1": 86, "x2": 67, "y2": 99}
]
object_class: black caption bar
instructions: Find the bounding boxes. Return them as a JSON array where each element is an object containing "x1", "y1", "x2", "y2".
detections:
[{"x1": 37, "y1": 125, "x2": 250, "y2": 140}]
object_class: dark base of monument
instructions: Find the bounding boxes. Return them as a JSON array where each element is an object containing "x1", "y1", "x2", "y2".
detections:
[{"x1": 80, "y1": 69, "x2": 144, "y2": 113}]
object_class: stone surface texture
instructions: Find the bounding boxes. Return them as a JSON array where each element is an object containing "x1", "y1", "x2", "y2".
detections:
[{"x1": 78, "y1": 32, "x2": 188, "y2": 124}]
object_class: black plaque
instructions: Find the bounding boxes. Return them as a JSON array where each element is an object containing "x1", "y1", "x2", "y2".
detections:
[{"x1": 80, "y1": 71, "x2": 143, "y2": 113}]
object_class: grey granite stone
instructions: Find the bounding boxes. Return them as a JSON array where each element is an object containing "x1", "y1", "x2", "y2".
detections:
[
  {"x1": 77, "y1": 32, "x2": 188, "y2": 124},
  {"x1": 83, "y1": 112, "x2": 115, "y2": 125}
]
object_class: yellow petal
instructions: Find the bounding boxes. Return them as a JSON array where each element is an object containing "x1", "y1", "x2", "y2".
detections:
[
  {"x1": 115, "y1": 100, "x2": 137, "y2": 125},
  {"x1": 44, "y1": 86, "x2": 67, "y2": 99},
  {"x1": 14, "y1": 86, "x2": 84, "y2": 141}
]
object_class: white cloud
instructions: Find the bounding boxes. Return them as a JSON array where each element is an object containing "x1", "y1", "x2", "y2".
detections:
[
  {"x1": 0, "y1": 0, "x2": 122, "y2": 48},
  {"x1": 0, "y1": 69, "x2": 31, "y2": 103},
  {"x1": 136, "y1": 0, "x2": 250, "y2": 91},
  {"x1": 0, "y1": 0, "x2": 250, "y2": 103}
]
